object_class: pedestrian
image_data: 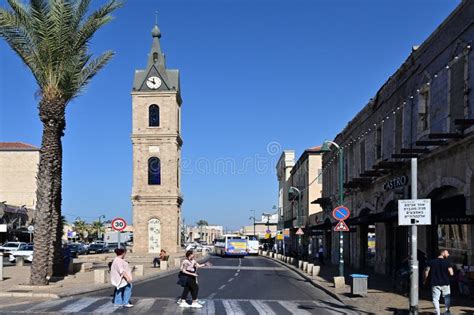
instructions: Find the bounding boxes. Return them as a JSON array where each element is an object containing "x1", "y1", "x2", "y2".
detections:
[
  {"x1": 110, "y1": 248, "x2": 134, "y2": 308},
  {"x1": 318, "y1": 245, "x2": 325, "y2": 265},
  {"x1": 423, "y1": 249, "x2": 454, "y2": 315},
  {"x1": 177, "y1": 250, "x2": 211, "y2": 308},
  {"x1": 152, "y1": 249, "x2": 167, "y2": 268}
]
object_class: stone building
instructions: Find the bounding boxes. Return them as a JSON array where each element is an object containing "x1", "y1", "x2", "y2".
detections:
[
  {"x1": 276, "y1": 146, "x2": 323, "y2": 256},
  {"x1": 185, "y1": 225, "x2": 224, "y2": 244},
  {"x1": 321, "y1": 1, "x2": 474, "y2": 275},
  {"x1": 131, "y1": 23, "x2": 183, "y2": 254},
  {"x1": 0, "y1": 142, "x2": 39, "y2": 209}
]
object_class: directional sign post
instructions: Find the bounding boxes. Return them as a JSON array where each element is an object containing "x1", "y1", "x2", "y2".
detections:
[
  {"x1": 334, "y1": 220, "x2": 349, "y2": 232},
  {"x1": 295, "y1": 228, "x2": 304, "y2": 235},
  {"x1": 111, "y1": 218, "x2": 127, "y2": 249}
]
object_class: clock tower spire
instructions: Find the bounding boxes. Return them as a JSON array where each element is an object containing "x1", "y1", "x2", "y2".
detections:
[{"x1": 131, "y1": 20, "x2": 183, "y2": 255}]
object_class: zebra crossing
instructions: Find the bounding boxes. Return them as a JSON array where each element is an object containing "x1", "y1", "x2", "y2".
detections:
[{"x1": 0, "y1": 297, "x2": 358, "y2": 314}]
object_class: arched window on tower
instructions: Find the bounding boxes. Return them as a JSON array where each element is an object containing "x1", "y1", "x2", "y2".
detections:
[
  {"x1": 149, "y1": 104, "x2": 160, "y2": 127},
  {"x1": 148, "y1": 157, "x2": 161, "y2": 185},
  {"x1": 153, "y1": 52, "x2": 159, "y2": 63}
]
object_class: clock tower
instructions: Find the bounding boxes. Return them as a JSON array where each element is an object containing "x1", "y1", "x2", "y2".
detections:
[{"x1": 131, "y1": 22, "x2": 183, "y2": 254}]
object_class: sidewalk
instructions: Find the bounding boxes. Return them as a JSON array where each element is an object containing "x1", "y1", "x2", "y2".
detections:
[
  {"x1": 0, "y1": 249, "x2": 191, "y2": 306},
  {"x1": 265, "y1": 253, "x2": 474, "y2": 314}
]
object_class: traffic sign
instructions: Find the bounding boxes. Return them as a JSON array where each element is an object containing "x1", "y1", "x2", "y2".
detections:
[
  {"x1": 27, "y1": 225, "x2": 34, "y2": 233},
  {"x1": 398, "y1": 199, "x2": 431, "y2": 225},
  {"x1": 266, "y1": 229, "x2": 271, "y2": 233},
  {"x1": 332, "y1": 206, "x2": 350, "y2": 221},
  {"x1": 295, "y1": 228, "x2": 304, "y2": 235},
  {"x1": 334, "y1": 220, "x2": 349, "y2": 232},
  {"x1": 111, "y1": 217, "x2": 127, "y2": 231}
]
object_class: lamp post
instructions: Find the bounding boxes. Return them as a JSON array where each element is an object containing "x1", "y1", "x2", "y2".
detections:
[
  {"x1": 321, "y1": 140, "x2": 345, "y2": 277},
  {"x1": 249, "y1": 210, "x2": 256, "y2": 238},
  {"x1": 288, "y1": 186, "x2": 302, "y2": 257}
]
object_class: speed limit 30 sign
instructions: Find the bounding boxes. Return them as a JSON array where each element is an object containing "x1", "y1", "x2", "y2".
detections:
[{"x1": 111, "y1": 217, "x2": 127, "y2": 231}]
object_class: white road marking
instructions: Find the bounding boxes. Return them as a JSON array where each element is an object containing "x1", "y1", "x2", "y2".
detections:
[
  {"x1": 207, "y1": 292, "x2": 217, "y2": 299},
  {"x1": 128, "y1": 298, "x2": 155, "y2": 313},
  {"x1": 208, "y1": 266, "x2": 284, "y2": 271},
  {"x1": 28, "y1": 299, "x2": 67, "y2": 311},
  {"x1": 202, "y1": 299, "x2": 215, "y2": 314},
  {"x1": 93, "y1": 299, "x2": 120, "y2": 314},
  {"x1": 250, "y1": 300, "x2": 276, "y2": 315},
  {"x1": 59, "y1": 297, "x2": 99, "y2": 312},
  {"x1": 218, "y1": 284, "x2": 226, "y2": 290},
  {"x1": 234, "y1": 272, "x2": 239, "y2": 276},
  {"x1": 279, "y1": 301, "x2": 312, "y2": 314},
  {"x1": 228, "y1": 277, "x2": 234, "y2": 282},
  {"x1": 222, "y1": 300, "x2": 245, "y2": 315}
]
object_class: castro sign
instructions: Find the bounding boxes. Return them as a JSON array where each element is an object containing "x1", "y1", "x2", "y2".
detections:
[{"x1": 383, "y1": 175, "x2": 408, "y2": 191}]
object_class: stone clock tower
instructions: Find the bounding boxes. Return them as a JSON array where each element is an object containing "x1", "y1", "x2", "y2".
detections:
[{"x1": 131, "y1": 23, "x2": 182, "y2": 254}]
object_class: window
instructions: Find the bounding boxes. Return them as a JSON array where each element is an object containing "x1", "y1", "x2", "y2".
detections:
[
  {"x1": 395, "y1": 110, "x2": 403, "y2": 152},
  {"x1": 149, "y1": 105, "x2": 160, "y2": 127},
  {"x1": 359, "y1": 140, "x2": 366, "y2": 172},
  {"x1": 376, "y1": 126, "x2": 382, "y2": 160},
  {"x1": 449, "y1": 56, "x2": 467, "y2": 129},
  {"x1": 153, "y1": 52, "x2": 158, "y2": 63},
  {"x1": 418, "y1": 88, "x2": 429, "y2": 133},
  {"x1": 148, "y1": 157, "x2": 161, "y2": 185}
]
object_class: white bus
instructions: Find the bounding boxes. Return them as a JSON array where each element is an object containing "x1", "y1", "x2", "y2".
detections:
[{"x1": 214, "y1": 234, "x2": 248, "y2": 257}]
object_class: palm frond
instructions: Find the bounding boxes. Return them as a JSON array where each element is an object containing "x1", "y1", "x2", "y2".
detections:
[{"x1": 73, "y1": 50, "x2": 114, "y2": 97}]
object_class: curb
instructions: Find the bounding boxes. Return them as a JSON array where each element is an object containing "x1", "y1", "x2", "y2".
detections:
[
  {"x1": 0, "y1": 255, "x2": 210, "y2": 299},
  {"x1": 262, "y1": 255, "x2": 344, "y2": 304}
]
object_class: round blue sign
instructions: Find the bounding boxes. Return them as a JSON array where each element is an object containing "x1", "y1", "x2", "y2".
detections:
[{"x1": 332, "y1": 206, "x2": 350, "y2": 221}]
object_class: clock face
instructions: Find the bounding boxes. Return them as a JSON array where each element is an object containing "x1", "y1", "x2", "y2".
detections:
[{"x1": 146, "y1": 76, "x2": 162, "y2": 89}]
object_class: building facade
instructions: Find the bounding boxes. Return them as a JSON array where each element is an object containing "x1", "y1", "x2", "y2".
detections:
[
  {"x1": 277, "y1": 147, "x2": 323, "y2": 257},
  {"x1": 131, "y1": 23, "x2": 183, "y2": 254},
  {"x1": 185, "y1": 225, "x2": 224, "y2": 244},
  {"x1": 321, "y1": 1, "x2": 474, "y2": 275},
  {"x1": 0, "y1": 142, "x2": 39, "y2": 209}
]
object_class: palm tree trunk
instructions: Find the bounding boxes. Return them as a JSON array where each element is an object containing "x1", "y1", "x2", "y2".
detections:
[{"x1": 30, "y1": 103, "x2": 65, "y2": 285}]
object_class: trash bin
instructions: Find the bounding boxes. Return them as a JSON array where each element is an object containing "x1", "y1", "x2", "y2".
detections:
[{"x1": 349, "y1": 274, "x2": 368, "y2": 296}]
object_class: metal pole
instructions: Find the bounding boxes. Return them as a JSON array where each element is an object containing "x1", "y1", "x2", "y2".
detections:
[
  {"x1": 410, "y1": 158, "x2": 419, "y2": 315},
  {"x1": 0, "y1": 253, "x2": 3, "y2": 281},
  {"x1": 298, "y1": 191, "x2": 302, "y2": 258},
  {"x1": 117, "y1": 231, "x2": 121, "y2": 249},
  {"x1": 339, "y1": 149, "x2": 344, "y2": 277}
]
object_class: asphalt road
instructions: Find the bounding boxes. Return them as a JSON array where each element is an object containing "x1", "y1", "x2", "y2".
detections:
[{"x1": 0, "y1": 255, "x2": 359, "y2": 314}]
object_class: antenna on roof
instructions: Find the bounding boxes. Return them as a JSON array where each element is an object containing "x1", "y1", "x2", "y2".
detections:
[{"x1": 154, "y1": 11, "x2": 158, "y2": 25}]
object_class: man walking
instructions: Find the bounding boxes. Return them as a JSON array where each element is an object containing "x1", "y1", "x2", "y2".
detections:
[{"x1": 423, "y1": 249, "x2": 454, "y2": 315}]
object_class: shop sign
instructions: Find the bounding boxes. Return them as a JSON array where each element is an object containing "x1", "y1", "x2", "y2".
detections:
[
  {"x1": 439, "y1": 215, "x2": 474, "y2": 224},
  {"x1": 277, "y1": 234, "x2": 284, "y2": 240},
  {"x1": 384, "y1": 175, "x2": 408, "y2": 191},
  {"x1": 283, "y1": 228, "x2": 290, "y2": 238},
  {"x1": 398, "y1": 199, "x2": 431, "y2": 225}
]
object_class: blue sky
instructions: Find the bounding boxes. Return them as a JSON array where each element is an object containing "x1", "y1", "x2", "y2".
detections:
[{"x1": 0, "y1": 0, "x2": 460, "y2": 229}]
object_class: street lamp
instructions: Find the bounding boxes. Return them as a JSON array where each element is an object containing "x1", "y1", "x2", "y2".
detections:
[
  {"x1": 320, "y1": 140, "x2": 345, "y2": 277},
  {"x1": 288, "y1": 186, "x2": 302, "y2": 257},
  {"x1": 249, "y1": 210, "x2": 256, "y2": 238}
]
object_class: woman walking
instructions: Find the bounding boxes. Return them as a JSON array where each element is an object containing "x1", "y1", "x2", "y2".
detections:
[
  {"x1": 178, "y1": 250, "x2": 210, "y2": 308},
  {"x1": 110, "y1": 248, "x2": 134, "y2": 308}
]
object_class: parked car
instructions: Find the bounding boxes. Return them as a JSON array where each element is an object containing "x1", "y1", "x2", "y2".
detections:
[
  {"x1": 87, "y1": 243, "x2": 106, "y2": 254},
  {"x1": 9, "y1": 244, "x2": 34, "y2": 263},
  {"x1": 105, "y1": 243, "x2": 125, "y2": 253},
  {"x1": 0, "y1": 242, "x2": 27, "y2": 257},
  {"x1": 69, "y1": 243, "x2": 87, "y2": 257}
]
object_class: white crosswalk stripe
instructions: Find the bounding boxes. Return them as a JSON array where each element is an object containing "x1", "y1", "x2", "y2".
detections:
[
  {"x1": 249, "y1": 300, "x2": 276, "y2": 315},
  {"x1": 0, "y1": 297, "x2": 357, "y2": 314}
]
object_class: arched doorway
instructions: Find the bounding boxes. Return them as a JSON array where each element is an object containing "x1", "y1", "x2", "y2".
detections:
[{"x1": 148, "y1": 218, "x2": 161, "y2": 253}]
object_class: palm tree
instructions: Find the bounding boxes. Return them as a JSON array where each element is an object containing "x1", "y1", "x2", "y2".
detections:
[
  {"x1": 90, "y1": 220, "x2": 105, "y2": 240},
  {"x1": 73, "y1": 219, "x2": 89, "y2": 242},
  {"x1": 0, "y1": 0, "x2": 121, "y2": 285}
]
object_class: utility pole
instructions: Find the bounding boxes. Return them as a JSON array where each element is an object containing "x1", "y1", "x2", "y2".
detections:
[{"x1": 409, "y1": 158, "x2": 419, "y2": 315}]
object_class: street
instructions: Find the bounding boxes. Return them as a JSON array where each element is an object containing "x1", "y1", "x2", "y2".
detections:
[{"x1": 0, "y1": 255, "x2": 358, "y2": 314}]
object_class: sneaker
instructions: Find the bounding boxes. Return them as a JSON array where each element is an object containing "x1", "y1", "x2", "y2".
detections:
[
  {"x1": 197, "y1": 300, "x2": 206, "y2": 305},
  {"x1": 190, "y1": 302, "x2": 203, "y2": 308},
  {"x1": 176, "y1": 298, "x2": 182, "y2": 304},
  {"x1": 112, "y1": 304, "x2": 122, "y2": 308},
  {"x1": 123, "y1": 304, "x2": 134, "y2": 308},
  {"x1": 179, "y1": 301, "x2": 190, "y2": 308}
]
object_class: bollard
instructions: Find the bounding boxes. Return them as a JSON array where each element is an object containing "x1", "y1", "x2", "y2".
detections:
[
  {"x1": 298, "y1": 260, "x2": 303, "y2": 269},
  {"x1": 289, "y1": 257, "x2": 294, "y2": 265},
  {"x1": 307, "y1": 263, "x2": 314, "y2": 274},
  {"x1": 302, "y1": 261, "x2": 308, "y2": 271},
  {"x1": 94, "y1": 269, "x2": 107, "y2": 284},
  {"x1": 68, "y1": 260, "x2": 74, "y2": 275},
  {"x1": 312, "y1": 265, "x2": 321, "y2": 276},
  {"x1": 160, "y1": 260, "x2": 168, "y2": 271},
  {"x1": 15, "y1": 256, "x2": 25, "y2": 267},
  {"x1": 0, "y1": 253, "x2": 3, "y2": 281},
  {"x1": 134, "y1": 265, "x2": 144, "y2": 277}
]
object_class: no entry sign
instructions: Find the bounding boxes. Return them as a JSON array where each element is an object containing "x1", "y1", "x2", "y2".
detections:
[
  {"x1": 332, "y1": 206, "x2": 350, "y2": 221},
  {"x1": 111, "y1": 217, "x2": 127, "y2": 231}
]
